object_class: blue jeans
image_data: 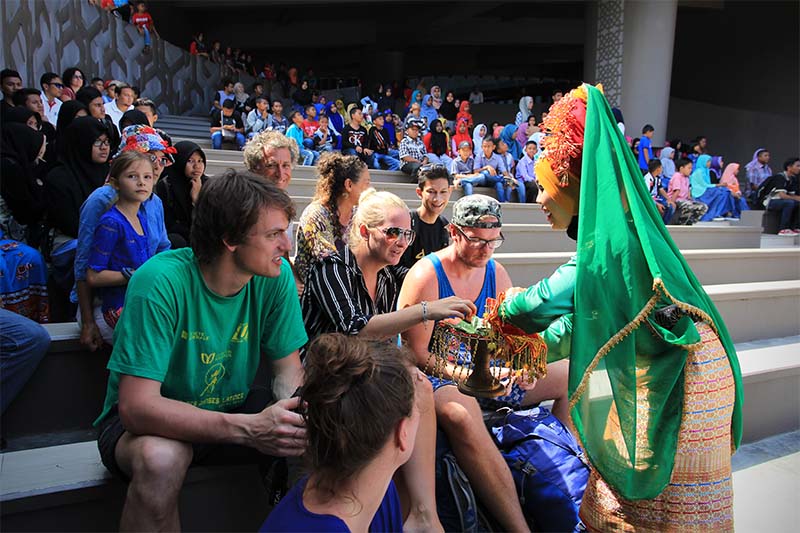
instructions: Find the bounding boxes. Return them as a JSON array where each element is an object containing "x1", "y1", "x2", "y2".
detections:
[
  {"x1": 342, "y1": 148, "x2": 376, "y2": 169},
  {"x1": 483, "y1": 173, "x2": 511, "y2": 202},
  {"x1": 0, "y1": 309, "x2": 50, "y2": 414},
  {"x1": 460, "y1": 172, "x2": 488, "y2": 196},
  {"x1": 767, "y1": 199, "x2": 799, "y2": 230},
  {"x1": 426, "y1": 153, "x2": 453, "y2": 170},
  {"x1": 211, "y1": 131, "x2": 246, "y2": 150},
  {"x1": 298, "y1": 147, "x2": 319, "y2": 165},
  {"x1": 141, "y1": 27, "x2": 151, "y2": 47},
  {"x1": 374, "y1": 153, "x2": 401, "y2": 171}
]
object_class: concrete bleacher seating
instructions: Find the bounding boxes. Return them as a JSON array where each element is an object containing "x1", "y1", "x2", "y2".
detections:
[{"x1": 2, "y1": 131, "x2": 798, "y2": 530}]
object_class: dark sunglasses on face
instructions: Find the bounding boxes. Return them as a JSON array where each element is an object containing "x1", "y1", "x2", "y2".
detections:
[
  {"x1": 51, "y1": 83, "x2": 64, "y2": 88},
  {"x1": 377, "y1": 226, "x2": 416, "y2": 245}
]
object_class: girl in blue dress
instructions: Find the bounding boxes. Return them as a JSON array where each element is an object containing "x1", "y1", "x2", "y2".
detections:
[{"x1": 87, "y1": 151, "x2": 155, "y2": 341}]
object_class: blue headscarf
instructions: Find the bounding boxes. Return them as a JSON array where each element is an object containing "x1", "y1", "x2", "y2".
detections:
[
  {"x1": 326, "y1": 101, "x2": 344, "y2": 134},
  {"x1": 420, "y1": 94, "x2": 439, "y2": 132},
  {"x1": 500, "y1": 124, "x2": 522, "y2": 160},
  {"x1": 382, "y1": 109, "x2": 396, "y2": 146},
  {"x1": 690, "y1": 154, "x2": 713, "y2": 198}
]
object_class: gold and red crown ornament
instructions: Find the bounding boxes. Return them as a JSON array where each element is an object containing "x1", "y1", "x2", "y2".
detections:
[{"x1": 427, "y1": 292, "x2": 548, "y2": 398}]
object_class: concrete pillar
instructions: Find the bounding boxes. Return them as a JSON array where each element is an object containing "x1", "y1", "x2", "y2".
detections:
[{"x1": 621, "y1": 0, "x2": 677, "y2": 146}]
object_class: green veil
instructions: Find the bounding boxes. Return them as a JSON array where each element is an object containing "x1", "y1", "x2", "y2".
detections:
[{"x1": 568, "y1": 84, "x2": 743, "y2": 500}]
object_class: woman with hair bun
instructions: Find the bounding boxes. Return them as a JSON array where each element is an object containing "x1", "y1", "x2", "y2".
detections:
[
  {"x1": 261, "y1": 334, "x2": 419, "y2": 532},
  {"x1": 294, "y1": 152, "x2": 371, "y2": 283},
  {"x1": 301, "y1": 188, "x2": 474, "y2": 532}
]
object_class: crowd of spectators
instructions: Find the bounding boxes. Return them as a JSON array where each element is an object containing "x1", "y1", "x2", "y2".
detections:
[{"x1": 0, "y1": 59, "x2": 798, "y2": 530}]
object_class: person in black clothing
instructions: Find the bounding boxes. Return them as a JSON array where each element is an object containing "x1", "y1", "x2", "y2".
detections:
[
  {"x1": 341, "y1": 107, "x2": 375, "y2": 168},
  {"x1": 154, "y1": 140, "x2": 208, "y2": 248},
  {"x1": 0, "y1": 69, "x2": 22, "y2": 114},
  {"x1": 0, "y1": 123, "x2": 47, "y2": 244},
  {"x1": 758, "y1": 157, "x2": 800, "y2": 234},
  {"x1": 210, "y1": 99, "x2": 246, "y2": 150},
  {"x1": 55, "y1": 100, "x2": 89, "y2": 159},
  {"x1": 75, "y1": 86, "x2": 121, "y2": 154},
  {"x1": 367, "y1": 114, "x2": 401, "y2": 171},
  {"x1": 439, "y1": 90, "x2": 458, "y2": 132},
  {"x1": 3, "y1": 105, "x2": 56, "y2": 186},
  {"x1": 399, "y1": 164, "x2": 453, "y2": 268},
  {"x1": 119, "y1": 108, "x2": 150, "y2": 131},
  {"x1": 45, "y1": 117, "x2": 110, "y2": 240}
]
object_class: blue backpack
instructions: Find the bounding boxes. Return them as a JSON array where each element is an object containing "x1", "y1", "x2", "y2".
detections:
[{"x1": 491, "y1": 406, "x2": 590, "y2": 533}]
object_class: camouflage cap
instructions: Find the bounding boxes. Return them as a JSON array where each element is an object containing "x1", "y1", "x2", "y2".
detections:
[{"x1": 451, "y1": 194, "x2": 502, "y2": 228}]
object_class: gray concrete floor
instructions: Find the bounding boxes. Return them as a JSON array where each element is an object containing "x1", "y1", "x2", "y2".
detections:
[{"x1": 733, "y1": 430, "x2": 800, "y2": 531}]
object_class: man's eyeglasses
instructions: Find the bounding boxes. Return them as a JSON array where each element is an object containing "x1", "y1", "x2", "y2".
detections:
[
  {"x1": 51, "y1": 83, "x2": 64, "y2": 89},
  {"x1": 453, "y1": 225, "x2": 504, "y2": 249},
  {"x1": 93, "y1": 139, "x2": 111, "y2": 147},
  {"x1": 376, "y1": 226, "x2": 415, "y2": 245}
]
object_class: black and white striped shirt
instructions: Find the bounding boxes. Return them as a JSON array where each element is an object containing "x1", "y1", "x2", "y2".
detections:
[{"x1": 301, "y1": 244, "x2": 408, "y2": 342}]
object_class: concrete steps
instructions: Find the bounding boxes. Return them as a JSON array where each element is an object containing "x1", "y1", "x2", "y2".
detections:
[{"x1": 496, "y1": 248, "x2": 800, "y2": 286}]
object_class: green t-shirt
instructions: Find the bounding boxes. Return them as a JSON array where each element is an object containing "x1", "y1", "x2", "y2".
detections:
[{"x1": 94, "y1": 248, "x2": 308, "y2": 425}]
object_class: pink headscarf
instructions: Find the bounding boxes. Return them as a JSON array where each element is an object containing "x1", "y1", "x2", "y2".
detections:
[{"x1": 719, "y1": 163, "x2": 741, "y2": 194}]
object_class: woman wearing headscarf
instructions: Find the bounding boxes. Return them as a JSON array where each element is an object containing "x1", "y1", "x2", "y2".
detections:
[
  {"x1": 0, "y1": 123, "x2": 50, "y2": 322},
  {"x1": 155, "y1": 140, "x2": 208, "y2": 249},
  {"x1": 4, "y1": 106, "x2": 40, "y2": 130},
  {"x1": 405, "y1": 89, "x2": 423, "y2": 115},
  {"x1": 292, "y1": 80, "x2": 312, "y2": 110},
  {"x1": 45, "y1": 117, "x2": 110, "y2": 240},
  {"x1": 492, "y1": 123, "x2": 504, "y2": 139},
  {"x1": 429, "y1": 85, "x2": 443, "y2": 110},
  {"x1": 500, "y1": 123, "x2": 522, "y2": 161},
  {"x1": 0, "y1": 123, "x2": 47, "y2": 244},
  {"x1": 456, "y1": 101, "x2": 473, "y2": 129},
  {"x1": 55, "y1": 100, "x2": 88, "y2": 159},
  {"x1": 719, "y1": 163, "x2": 750, "y2": 217},
  {"x1": 659, "y1": 146, "x2": 676, "y2": 181},
  {"x1": 514, "y1": 96, "x2": 533, "y2": 127},
  {"x1": 450, "y1": 117, "x2": 472, "y2": 154},
  {"x1": 376, "y1": 85, "x2": 395, "y2": 114},
  {"x1": 439, "y1": 91, "x2": 458, "y2": 132},
  {"x1": 472, "y1": 123, "x2": 488, "y2": 149},
  {"x1": 422, "y1": 118, "x2": 452, "y2": 168},
  {"x1": 419, "y1": 94, "x2": 439, "y2": 133},
  {"x1": 44, "y1": 117, "x2": 110, "y2": 298},
  {"x1": 691, "y1": 154, "x2": 736, "y2": 221},
  {"x1": 232, "y1": 82, "x2": 249, "y2": 115},
  {"x1": 496, "y1": 84, "x2": 742, "y2": 532}
]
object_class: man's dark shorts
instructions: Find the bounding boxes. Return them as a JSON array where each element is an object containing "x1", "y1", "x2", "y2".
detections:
[{"x1": 97, "y1": 387, "x2": 276, "y2": 481}]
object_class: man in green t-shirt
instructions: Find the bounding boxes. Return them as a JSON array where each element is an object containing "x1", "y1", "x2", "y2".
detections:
[{"x1": 95, "y1": 170, "x2": 308, "y2": 531}]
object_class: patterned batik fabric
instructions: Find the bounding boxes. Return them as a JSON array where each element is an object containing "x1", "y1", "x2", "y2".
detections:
[
  {"x1": 579, "y1": 322, "x2": 735, "y2": 532},
  {"x1": 0, "y1": 239, "x2": 49, "y2": 322}
]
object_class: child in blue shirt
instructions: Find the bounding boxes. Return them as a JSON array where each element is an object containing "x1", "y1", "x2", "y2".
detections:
[
  {"x1": 261, "y1": 335, "x2": 422, "y2": 532},
  {"x1": 638, "y1": 124, "x2": 655, "y2": 173},
  {"x1": 87, "y1": 151, "x2": 156, "y2": 337}
]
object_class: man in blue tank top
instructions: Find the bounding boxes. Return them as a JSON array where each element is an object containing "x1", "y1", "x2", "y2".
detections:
[{"x1": 398, "y1": 195, "x2": 569, "y2": 533}]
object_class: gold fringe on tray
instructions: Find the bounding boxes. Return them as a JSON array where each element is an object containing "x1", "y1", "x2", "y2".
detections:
[{"x1": 427, "y1": 294, "x2": 549, "y2": 389}]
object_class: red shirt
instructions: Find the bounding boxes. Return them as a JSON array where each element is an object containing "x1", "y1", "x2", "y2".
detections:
[
  {"x1": 301, "y1": 119, "x2": 319, "y2": 137},
  {"x1": 131, "y1": 12, "x2": 153, "y2": 29}
]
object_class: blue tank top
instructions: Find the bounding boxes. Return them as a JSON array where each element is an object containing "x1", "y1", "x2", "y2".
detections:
[{"x1": 426, "y1": 253, "x2": 496, "y2": 316}]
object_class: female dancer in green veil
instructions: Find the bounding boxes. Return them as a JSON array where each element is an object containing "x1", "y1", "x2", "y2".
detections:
[{"x1": 497, "y1": 84, "x2": 742, "y2": 532}]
